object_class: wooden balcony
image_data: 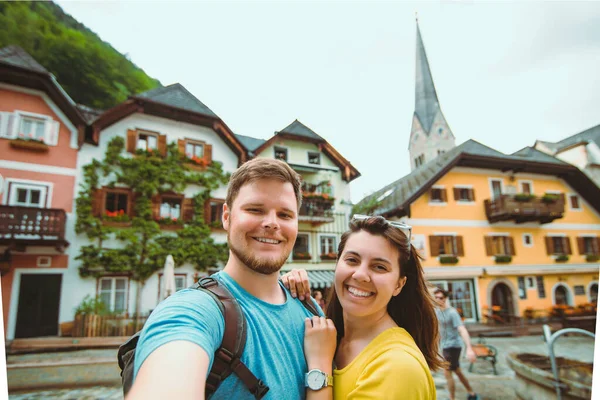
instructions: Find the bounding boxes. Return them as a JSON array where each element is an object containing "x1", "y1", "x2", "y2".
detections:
[
  {"x1": 299, "y1": 197, "x2": 335, "y2": 225},
  {"x1": 484, "y1": 194, "x2": 565, "y2": 224},
  {"x1": 0, "y1": 206, "x2": 69, "y2": 250}
]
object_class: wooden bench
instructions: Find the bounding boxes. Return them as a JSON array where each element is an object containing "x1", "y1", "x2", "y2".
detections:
[{"x1": 468, "y1": 337, "x2": 498, "y2": 375}]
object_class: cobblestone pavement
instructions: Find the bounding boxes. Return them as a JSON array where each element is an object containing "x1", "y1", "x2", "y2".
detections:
[{"x1": 8, "y1": 335, "x2": 595, "y2": 399}]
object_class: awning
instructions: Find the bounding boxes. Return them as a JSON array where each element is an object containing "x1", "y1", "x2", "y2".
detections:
[{"x1": 307, "y1": 270, "x2": 335, "y2": 289}]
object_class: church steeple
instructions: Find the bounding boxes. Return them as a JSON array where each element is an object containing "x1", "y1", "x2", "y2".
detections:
[{"x1": 408, "y1": 20, "x2": 456, "y2": 171}]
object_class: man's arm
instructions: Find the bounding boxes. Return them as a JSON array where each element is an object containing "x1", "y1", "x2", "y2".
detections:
[
  {"x1": 127, "y1": 340, "x2": 209, "y2": 400},
  {"x1": 457, "y1": 325, "x2": 476, "y2": 363}
]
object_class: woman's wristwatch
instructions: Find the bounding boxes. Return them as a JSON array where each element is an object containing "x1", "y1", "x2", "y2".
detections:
[{"x1": 305, "y1": 369, "x2": 333, "y2": 391}]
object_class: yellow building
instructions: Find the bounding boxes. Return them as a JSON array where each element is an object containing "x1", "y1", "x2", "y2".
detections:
[{"x1": 356, "y1": 139, "x2": 600, "y2": 322}]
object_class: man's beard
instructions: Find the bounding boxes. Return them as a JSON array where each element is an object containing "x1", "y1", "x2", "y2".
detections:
[{"x1": 228, "y1": 233, "x2": 290, "y2": 275}]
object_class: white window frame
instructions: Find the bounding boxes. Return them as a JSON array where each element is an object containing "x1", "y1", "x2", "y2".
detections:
[
  {"x1": 158, "y1": 273, "x2": 187, "y2": 302},
  {"x1": 428, "y1": 185, "x2": 447, "y2": 206},
  {"x1": 274, "y1": 146, "x2": 289, "y2": 162},
  {"x1": 518, "y1": 180, "x2": 534, "y2": 195},
  {"x1": 136, "y1": 130, "x2": 159, "y2": 151},
  {"x1": 185, "y1": 140, "x2": 205, "y2": 159},
  {"x1": 307, "y1": 151, "x2": 320, "y2": 165},
  {"x1": 488, "y1": 178, "x2": 504, "y2": 200},
  {"x1": 587, "y1": 281, "x2": 598, "y2": 303},
  {"x1": 10, "y1": 110, "x2": 59, "y2": 146},
  {"x1": 522, "y1": 233, "x2": 533, "y2": 248},
  {"x1": 567, "y1": 193, "x2": 582, "y2": 211},
  {"x1": 454, "y1": 184, "x2": 475, "y2": 204},
  {"x1": 579, "y1": 234, "x2": 598, "y2": 255},
  {"x1": 318, "y1": 234, "x2": 337, "y2": 257},
  {"x1": 487, "y1": 233, "x2": 511, "y2": 257},
  {"x1": 4, "y1": 179, "x2": 51, "y2": 208},
  {"x1": 547, "y1": 233, "x2": 568, "y2": 256},
  {"x1": 98, "y1": 277, "x2": 129, "y2": 313}
]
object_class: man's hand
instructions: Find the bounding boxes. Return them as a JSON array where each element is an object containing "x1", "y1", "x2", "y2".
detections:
[
  {"x1": 465, "y1": 347, "x2": 477, "y2": 363},
  {"x1": 280, "y1": 268, "x2": 311, "y2": 301}
]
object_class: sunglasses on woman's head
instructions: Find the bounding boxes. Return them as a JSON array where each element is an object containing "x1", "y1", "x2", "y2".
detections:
[{"x1": 351, "y1": 214, "x2": 412, "y2": 246}]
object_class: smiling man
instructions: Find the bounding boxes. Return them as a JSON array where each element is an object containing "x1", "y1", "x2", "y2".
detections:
[{"x1": 127, "y1": 158, "x2": 322, "y2": 400}]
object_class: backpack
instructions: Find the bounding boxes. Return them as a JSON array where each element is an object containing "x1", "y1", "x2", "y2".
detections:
[{"x1": 117, "y1": 276, "x2": 320, "y2": 399}]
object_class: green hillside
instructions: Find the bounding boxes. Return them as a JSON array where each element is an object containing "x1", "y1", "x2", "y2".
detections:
[{"x1": 0, "y1": 1, "x2": 160, "y2": 109}]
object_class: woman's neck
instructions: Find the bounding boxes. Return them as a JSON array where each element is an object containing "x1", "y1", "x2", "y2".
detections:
[{"x1": 342, "y1": 310, "x2": 397, "y2": 342}]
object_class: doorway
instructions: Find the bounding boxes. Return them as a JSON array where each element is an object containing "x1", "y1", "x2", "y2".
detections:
[
  {"x1": 491, "y1": 282, "x2": 514, "y2": 319},
  {"x1": 15, "y1": 274, "x2": 62, "y2": 338}
]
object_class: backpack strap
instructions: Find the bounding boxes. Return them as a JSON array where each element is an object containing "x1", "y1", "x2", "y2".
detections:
[{"x1": 195, "y1": 277, "x2": 269, "y2": 399}]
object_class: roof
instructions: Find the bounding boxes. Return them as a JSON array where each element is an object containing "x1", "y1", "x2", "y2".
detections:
[
  {"x1": 277, "y1": 120, "x2": 326, "y2": 142},
  {"x1": 76, "y1": 104, "x2": 104, "y2": 124},
  {"x1": 356, "y1": 139, "x2": 597, "y2": 217},
  {"x1": 414, "y1": 23, "x2": 441, "y2": 134},
  {"x1": 234, "y1": 133, "x2": 266, "y2": 153},
  {"x1": 0, "y1": 45, "x2": 49, "y2": 74},
  {"x1": 540, "y1": 124, "x2": 600, "y2": 153},
  {"x1": 134, "y1": 83, "x2": 218, "y2": 118}
]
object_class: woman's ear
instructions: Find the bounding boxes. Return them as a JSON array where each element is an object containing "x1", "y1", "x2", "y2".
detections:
[{"x1": 393, "y1": 276, "x2": 408, "y2": 297}]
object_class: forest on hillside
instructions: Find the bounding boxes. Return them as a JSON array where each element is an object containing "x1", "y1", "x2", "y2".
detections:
[{"x1": 0, "y1": 1, "x2": 160, "y2": 110}]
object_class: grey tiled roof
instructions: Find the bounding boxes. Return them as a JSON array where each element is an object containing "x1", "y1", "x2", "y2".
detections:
[
  {"x1": 76, "y1": 104, "x2": 103, "y2": 124},
  {"x1": 0, "y1": 45, "x2": 48, "y2": 74},
  {"x1": 278, "y1": 120, "x2": 326, "y2": 142},
  {"x1": 356, "y1": 139, "x2": 570, "y2": 216},
  {"x1": 414, "y1": 24, "x2": 440, "y2": 134},
  {"x1": 234, "y1": 133, "x2": 265, "y2": 152},
  {"x1": 135, "y1": 83, "x2": 218, "y2": 118},
  {"x1": 543, "y1": 124, "x2": 600, "y2": 152}
]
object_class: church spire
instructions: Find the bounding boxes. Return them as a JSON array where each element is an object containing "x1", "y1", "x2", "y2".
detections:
[{"x1": 414, "y1": 21, "x2": 440, "y2": 133}]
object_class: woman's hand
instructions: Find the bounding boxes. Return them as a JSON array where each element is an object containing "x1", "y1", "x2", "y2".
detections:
[
  {"x1": 281, "y1": 269, "x2": 311, "y2": 301},
  {"x1": 304, "y1": 316, "x2": 337, "y2": 372}
]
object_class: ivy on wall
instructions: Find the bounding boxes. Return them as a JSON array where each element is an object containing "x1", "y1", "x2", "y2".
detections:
[{"x1": 75, "y1": 136, "x2": 231, "y2": 287}]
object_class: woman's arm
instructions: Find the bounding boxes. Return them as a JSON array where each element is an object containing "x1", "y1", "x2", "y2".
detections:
[{"x1": 304, "y1": 316, "x2": 336, "y2": 400}]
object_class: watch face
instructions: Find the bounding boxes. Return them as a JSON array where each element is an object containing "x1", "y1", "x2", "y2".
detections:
[{"x1": 307, "y1": 370, "x2": 325, "y2": 389}]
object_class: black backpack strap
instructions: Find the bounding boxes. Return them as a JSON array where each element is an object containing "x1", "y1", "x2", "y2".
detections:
[
  {"x1": 196, "y1": 277, "x2": 269, "y2": 399},
  {"x1": 301, "y1": 297, "x2": 320, "y2": 317},
  {"x1": 118, "y1": 331, "x2": 140, "y2": 396}
]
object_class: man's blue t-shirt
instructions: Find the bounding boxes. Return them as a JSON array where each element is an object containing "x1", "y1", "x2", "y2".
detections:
[{"x1": 133, "y1": 271, "x2": 321, "y2": 399}]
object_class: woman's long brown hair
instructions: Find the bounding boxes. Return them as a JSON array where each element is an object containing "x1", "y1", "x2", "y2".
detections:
[{"x1": 326, "y1": 217, "x2": 445, "y2": 371}]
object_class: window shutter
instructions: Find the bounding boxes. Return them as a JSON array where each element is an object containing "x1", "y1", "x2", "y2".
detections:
[
  {"x1": 178, "y1": 139, "x2": 186, "y2": 156},
  {"x1": 577, "y1": 237, "x2": 585, "y2": 255},
  {"x1": 536, "y1": 276, "x2": 546, "y2": 298},
  {"x1": 518, "y1": 277, "x2": 527, "y2": 299},
  {"x1": 158, "y1": 134, "x2": 167, "y2": 157},
  {"x1": 453, "y1": 188, "x2": 460, "y2": 201},
  {"x1": 91, "y1": 189, "x2": 104, "y2": 217},
  {"x1": 0, "y1": 111, "x2": 16, "y2": 138},
  {"x1": 128, "y1": 192, "x2": 136, "y2": 217},
  {"x1": 484, "y1": 236, "x2": 493, "y2": 256},
  {"x1": 429, "y1": 236, "x2": 440, "y2": 257},
  {"x1": 151, "y1": 195, "x2": 161, "y2": 220},
  {"x1": 456, "y1": 236, "x2": 464, "y2": 257},
  {"x1": 469, "y1": 189, "x2": 475, "y2": 201},
  {"x1": 126, "y1": 129, "x2": 137, "y2": 153},
  {"x1": 204, "y1": 144, "x2": 213, "y2": 165},
  {"x1": 545, "y1": 236, "x2": 554, "y2": 255},
  {"x1": 564, "y1": 237, "x2": 572, "y2": 255},
  {"x1": 441, "y1": 188, "x2": 447, "y2": 202},
  {"x1": 182, "y1": 198, "x2": 195, "y2": 222},
  {"x1": 596, "y1": 238, "x2": 600, "y2": 255},
  {"x1": 4, "y1": 112, "x2": 18, "y2": 139},
  {"x1": 45, "y1": 120, "x2": 60, "y2": 146},
  {"x1": 204, "y1": 199, "x2": 211, "y2": 222},
  {"x1": 508, "y1": 236, "x2": 516, "y2": 256}
]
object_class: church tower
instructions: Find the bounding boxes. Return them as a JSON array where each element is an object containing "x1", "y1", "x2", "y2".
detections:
[{"x1": 409, "y1": 20, "x2": 456, "y2": 171}]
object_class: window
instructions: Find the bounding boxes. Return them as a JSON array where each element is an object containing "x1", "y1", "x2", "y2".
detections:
[
  {"x1": 19, "y1": 116, "x2": 46, "y2": 141},
  {"x1": 429, "y1": 235, "x2": 464, "y2": 257},
  {"x1": 429, "y1": 187, "x2": 447, "y2": 203},
  {"x1": 7, "y1": 182, "x2": 48, "y2": 208},
  {"x1": 485, "y1": 236, "x2": 515, "y2": 256},
  {"x1": 320, "y1": 235, "x2": 337, "y2": 258},
  {"x1": 546, "y1": 236, "x2": 572, "y2": 255},
  {"x1": 159, "y1": 274, "x2": 187, "y2": 300},
  {"x1": 437, "y1": 149, "x2": 445, "y2": 155},
  {"x1": 518, "y1": 277, "x2": 527, "y2": 299},
  {"x1": 519, "y1": 181, "x2": 532, "y2": 195},
  {"x1": 207, "y1": 199, "x2": 225, "y2": 225},
  {"x1": 160, "y1": 196, "x2": 182, "y2": 220},
  {"x1": 293, "y1": 233, "x2": 310, "y2": 259},
  {"x1": 523, "y1": 234, "x2": 533, "y2": 247},
  {"x1": 569, "y1": 195, "x2": 581, "y2": 210},
  {"x1": 98, "y1": 277, "x2": 128, "y2": 313},
  {"x1": 308, "y1": 152, "x2": 320, "y2": 165},
  {"x1": 590, "y1": 283, "x2": 598, "y2": 303},
  {"x1": 105, "y1": 190, "x2": 129, "y2": 215},
  {"x1": 579, "y1": 237, "x2": 600, "y2": 255},
  {"x1": 525, "y1": 276, "x2": 536, "y2": 289},
  {"x1": 414, "y1": 154, "x2": 425, "y2": 167},
  {"x1": 274, "y1": 147, "x2": 287, "y2": 161},
  {"x1": 438, "y1": 128, "x2": 443, "y2": 135},
  {"x1": 453, "y1": 187, "x2": 475, "y2": 202},
  {"x1": 430, "y1": 280, "x2": 476, "y2": 321},
  {"x1": 574, "y1": 285, "x2": 585, "y2": 296},
  {"x1": 537, "y1": 276, "x2": 546, "y2": 298},
  {"x1": 137, "y1": 132, "x2": 158, "y2": 151},
  {"x1": 185, "y1": 142, "x2": 204, "y2": 159},
  {"x1": 490, "y1": 179, "x2": 503, "y2": 200}
]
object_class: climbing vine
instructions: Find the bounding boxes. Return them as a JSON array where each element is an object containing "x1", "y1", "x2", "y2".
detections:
[{"x1": 75, "y1": 136, "x2": 230, "y2": 286}]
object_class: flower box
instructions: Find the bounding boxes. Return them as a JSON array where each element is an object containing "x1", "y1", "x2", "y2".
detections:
[
  {"x1": 555, "y1": 254, "x2": 569, "y2": 262},
  {"x1": 541, "y1": 193, "x2": 559, "y2": 204},
  {"x1": 585, "y1": 254, "x2": 599, "y2": 262},
  {"x1": 102, "y1": 210, "x2": 131, "y2": 227},
  {"x1": 293, "y1": 252, "x2": 311, "y2": 261},
  {"x1": 439, "y1": 255, "x2": 459, "y2": 264},
  {"x1": 9, "y1": 138, "x2": 49, "y2": 152},
  {"x1": 514, "y1": 193, "x2": 535, "y2": 202},
  {"x1": 320, "y1": 252, "x2": 337, "y2": 261},
  {"x1": 494, "y1": 255, "x2": 512, "y2": 264}
]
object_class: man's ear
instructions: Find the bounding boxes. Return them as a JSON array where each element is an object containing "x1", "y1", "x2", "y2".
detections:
[
  {"x1": 222, "y1": 203, "x2": 230, "y2": 230},
  {"x1": 393, "y1": 276, "x2": 408, "y2": 297}
]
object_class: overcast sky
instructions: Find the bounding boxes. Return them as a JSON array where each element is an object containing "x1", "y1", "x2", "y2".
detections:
[{"x1": 56, "y1": 1, "x2": 600, "y2": 203}]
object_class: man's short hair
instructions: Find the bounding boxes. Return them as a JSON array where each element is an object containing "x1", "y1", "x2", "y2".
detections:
[
  {"x1": 434, "y1": 288, "x2": 449, "y2": 298},
  {"x1": 226, "y1": 158, "x2": 302, "y2": 209}
]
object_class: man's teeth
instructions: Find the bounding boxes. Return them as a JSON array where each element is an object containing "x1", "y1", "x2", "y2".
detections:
[
  {"x1": 256, "y1": 237, "x2": 280, "y2": 244},
  {"x1": 348, "y1": 287, "x2": 373, "y2": 297}
]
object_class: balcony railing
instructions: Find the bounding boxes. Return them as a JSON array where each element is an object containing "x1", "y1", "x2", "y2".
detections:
[
  {"x1": 0, "y1": 205, "x2": 68, "y2": 249},
  {"x1": 299, "y1": 197, "x2": 335, "y2": 224},
  {"x1": 484, "y1": 194, "x2": 565, "y2": 224}
]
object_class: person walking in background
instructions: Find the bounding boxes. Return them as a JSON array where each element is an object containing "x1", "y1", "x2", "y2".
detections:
[
  {"x1": 312, "y1": 290, "x2": 326, "y2": 311},
  {"x1": 434, "y1": 288, "x2": 480, "y2": 400}
]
